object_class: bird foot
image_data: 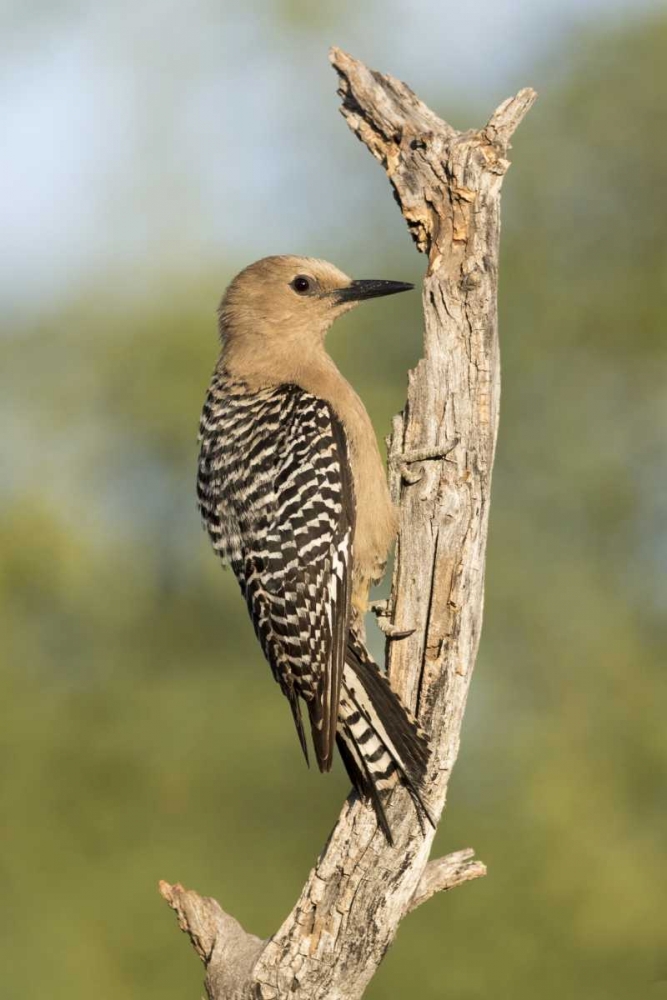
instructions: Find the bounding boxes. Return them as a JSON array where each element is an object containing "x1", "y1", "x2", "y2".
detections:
[
  {"x1": 389, "y1": 439, "x2": 459, "y2": 485},
  {"x1": 369, "y1": 600, "x2": 415, "y2": 639}
]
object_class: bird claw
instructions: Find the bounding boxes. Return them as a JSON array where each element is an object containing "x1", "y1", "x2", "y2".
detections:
[
  {"x1": 399, "y1": 463, "x2": 423, "y2": 485},
  {"x1": 377, "y1": 619, "x2": 416, "y2": 639},
  {"x1": 369, "y1": 600, "x2": 415, "y2": 639}
]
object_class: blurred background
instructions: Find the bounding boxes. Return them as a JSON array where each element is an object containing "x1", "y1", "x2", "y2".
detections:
[{"x1": 2, "y1": 1, "x2": 666, "y2": 998}]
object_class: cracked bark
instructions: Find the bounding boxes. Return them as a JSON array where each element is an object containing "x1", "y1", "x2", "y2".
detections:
[{"x1": 161, "y1": 49, "x2": 535, "y2": 1000}]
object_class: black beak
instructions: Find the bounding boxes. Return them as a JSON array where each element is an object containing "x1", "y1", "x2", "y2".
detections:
[{"x1": 334, "y1": 279, "x2": 414, "y2": 303}]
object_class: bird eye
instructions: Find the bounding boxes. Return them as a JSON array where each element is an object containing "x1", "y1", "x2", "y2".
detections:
[{"x1": 291, "y1": 275, "x2": 312, "y2": 295}]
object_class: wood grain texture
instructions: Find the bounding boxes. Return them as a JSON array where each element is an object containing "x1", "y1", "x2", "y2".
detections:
[{"x1": 160, "y1": 49, "x2": 535, "y2": 1000}]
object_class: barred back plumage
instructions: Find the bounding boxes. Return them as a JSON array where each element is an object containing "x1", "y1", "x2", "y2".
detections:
[
  {"x1": 198, "y1": 366, "x2": 431, "y2": 841},
  {"x1": 198, "y1": 369, "x2": 352, "y2": 768}
]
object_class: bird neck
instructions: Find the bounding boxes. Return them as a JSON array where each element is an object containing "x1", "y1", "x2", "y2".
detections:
[{"x1": 219, "y1": 335, "x2": 335, "y2": 394}]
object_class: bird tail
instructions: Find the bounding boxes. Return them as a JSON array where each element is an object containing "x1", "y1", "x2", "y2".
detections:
[{"x1": 336, "y1": 634, "x2": 432, "y2": 844}]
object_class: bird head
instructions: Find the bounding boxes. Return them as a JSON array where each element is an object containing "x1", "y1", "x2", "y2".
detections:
[{"x1": 218, "y1": 255, "x2": 413, "y2": 358}]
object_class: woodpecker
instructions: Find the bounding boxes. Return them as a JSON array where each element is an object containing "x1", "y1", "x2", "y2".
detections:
[{"x1": 197, "y1": 255, "x2": 430, "y2": 841}]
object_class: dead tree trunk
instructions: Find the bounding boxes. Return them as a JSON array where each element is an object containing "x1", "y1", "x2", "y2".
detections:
[{"x1": 160, "y1": 49, "x2": 535, "y2": 1000}]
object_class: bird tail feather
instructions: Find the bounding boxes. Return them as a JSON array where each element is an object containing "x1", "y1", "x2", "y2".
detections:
[{"x1": 337, "y1": 635, "x2": 432, "y2": 844}]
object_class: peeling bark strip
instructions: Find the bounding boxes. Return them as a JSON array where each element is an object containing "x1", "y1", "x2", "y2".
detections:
[{"x1": 161, "y1": 50, "x2": 535, "y2": 1000}]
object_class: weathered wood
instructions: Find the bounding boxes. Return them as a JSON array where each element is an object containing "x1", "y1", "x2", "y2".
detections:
[
  {"x1": 408, "y1": 850, "x2": 488, "y2": 914},
  {"x1": 161, "y1": 49, "x2": 535, "y2": 1000}
]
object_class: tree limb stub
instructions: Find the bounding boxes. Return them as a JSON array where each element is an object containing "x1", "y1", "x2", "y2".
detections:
[
  {"x1": 161, "y1": 49, "x2": 535, "y2": 1000},
  {"x1": 408, "y1": 850, "x2": 489, "y2": 914}
]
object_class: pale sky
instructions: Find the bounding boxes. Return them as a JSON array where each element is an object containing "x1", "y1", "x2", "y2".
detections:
[{"x1": 1, "y1": 0, "x2": 662, "y2": 315}]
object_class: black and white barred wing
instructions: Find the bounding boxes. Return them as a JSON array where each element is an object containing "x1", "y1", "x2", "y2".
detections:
[
  {"x1": 265, "y1": 396, "x2": 354, "y2": 772},
  {"x1": 198, "y1": 378, "x2": 355, "y2": 773}
]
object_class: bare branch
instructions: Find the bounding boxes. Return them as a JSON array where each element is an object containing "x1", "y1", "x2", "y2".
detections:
[
  {"x1": 408, "y1": 850, "x2": 488, "y2": 914},
  {"x1": 484, "y1": 88, "x2": 538, "y2": 148},
  {"x1": 159, "y1": 882, "x2": 264, "y2": 1000},
  {"x1": 160, "y1": 49, "x2": 534, "y2": 1000}
]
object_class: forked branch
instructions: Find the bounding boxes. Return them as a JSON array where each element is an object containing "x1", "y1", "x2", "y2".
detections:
[{"x1": 161, "y1": 49, "x2": 535, "y2": 1000}]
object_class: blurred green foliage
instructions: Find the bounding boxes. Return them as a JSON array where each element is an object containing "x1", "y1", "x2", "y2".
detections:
[{"x1": 2, "y1": 13, "x2": 667, "y2": 1000}]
